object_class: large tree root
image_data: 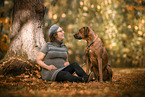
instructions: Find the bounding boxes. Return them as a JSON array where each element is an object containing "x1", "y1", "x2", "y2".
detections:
[{"x1": 0, "y1": 57, "x2": 41, "y2": 78}]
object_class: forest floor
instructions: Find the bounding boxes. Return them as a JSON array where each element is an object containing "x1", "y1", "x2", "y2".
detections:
[{"x1": 0, "y1": 68, "x2": 145, "y2": 97}]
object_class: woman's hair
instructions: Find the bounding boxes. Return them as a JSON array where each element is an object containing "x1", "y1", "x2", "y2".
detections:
[{"x1": 50, "y1": 33, "x2": 58, "y2": 42}]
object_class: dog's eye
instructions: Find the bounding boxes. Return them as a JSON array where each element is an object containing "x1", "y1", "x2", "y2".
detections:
[{"x1": 79, "y1": 30, "x2": 81, "y2": 32}]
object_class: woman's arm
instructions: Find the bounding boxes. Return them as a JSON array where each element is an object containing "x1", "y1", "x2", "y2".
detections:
[
  {"x1": 37, "y1": 52, "x2": 57, "y2": 70},
  {"x1": 64, "y1": 55, "x2": 70, "y2": 67}
]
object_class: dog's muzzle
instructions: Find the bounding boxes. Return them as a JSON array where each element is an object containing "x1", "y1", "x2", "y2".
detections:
[{"x1": 73, "y1": 34, "x2": 82, "y2": 39}]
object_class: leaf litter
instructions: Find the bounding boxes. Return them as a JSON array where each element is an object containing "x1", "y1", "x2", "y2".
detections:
[{"x1": 0, "y1": 68, "x2": 145, "y2": 97}]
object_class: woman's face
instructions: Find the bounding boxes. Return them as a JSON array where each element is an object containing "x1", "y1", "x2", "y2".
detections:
[{"x1": 56, "y1": 27, "x2": 64, "y2": 41}]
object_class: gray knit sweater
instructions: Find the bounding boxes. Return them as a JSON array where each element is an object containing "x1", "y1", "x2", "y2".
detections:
[{"x1": 40, "y1": 40, "x2": 68, "y2": 81}]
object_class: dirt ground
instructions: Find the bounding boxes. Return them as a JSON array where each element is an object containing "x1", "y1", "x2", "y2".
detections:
[{"x1": 0, "y1": 68, "x2": 145, "y2": 97}]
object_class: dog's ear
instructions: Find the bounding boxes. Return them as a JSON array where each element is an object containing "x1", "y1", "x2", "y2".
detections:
[{"x1": 84, "y1": 27, "x2": 90, "y2": 37}]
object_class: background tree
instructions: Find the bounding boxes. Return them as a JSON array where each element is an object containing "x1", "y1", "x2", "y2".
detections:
[{"x1": 0, "y1": 0, "x2": 12, "y2": 59}]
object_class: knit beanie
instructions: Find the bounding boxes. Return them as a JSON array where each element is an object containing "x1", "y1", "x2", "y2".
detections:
[{"x1": 49, "y1": 24, "x2": 59, "y2": 38}]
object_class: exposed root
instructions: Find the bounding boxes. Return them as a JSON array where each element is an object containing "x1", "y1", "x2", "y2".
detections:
[{"x1": 0, "y1": 57, "x2": 41, "y2": 78}]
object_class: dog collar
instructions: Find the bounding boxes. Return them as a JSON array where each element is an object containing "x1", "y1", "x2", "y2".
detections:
[
  {"x1": 87, "y1": 41, "x2": 94, "y2": 47},
  {"x1": 87, "y1": 36, "x2": 98, "y2": 48}
]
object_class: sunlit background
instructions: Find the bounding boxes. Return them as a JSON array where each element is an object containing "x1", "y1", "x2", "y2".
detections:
[{"x1": 0, "y1": 0, "x2": 145, "y2": 67}]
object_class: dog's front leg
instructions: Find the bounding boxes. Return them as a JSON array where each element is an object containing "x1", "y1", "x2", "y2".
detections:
[
  {"x1": 98, "y1": 58, "x2": 103, "y2": 82},
  {"x1": 86, "y1": 55, "x2": 90, "y2": 74}
]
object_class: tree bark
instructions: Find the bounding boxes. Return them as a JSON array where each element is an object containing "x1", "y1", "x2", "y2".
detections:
[{"x1": 5, "y1": 0, "x2": 46, "y2": 62}]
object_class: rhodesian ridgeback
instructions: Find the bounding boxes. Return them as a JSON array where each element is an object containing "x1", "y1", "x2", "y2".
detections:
[{"x1": 74, "y1": 26, "x2": 113, "y2": 82}]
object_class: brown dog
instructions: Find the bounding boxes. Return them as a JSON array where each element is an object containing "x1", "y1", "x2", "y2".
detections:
[{"x1": 74, "y1": 26, "x2": 113, "y2": 82}]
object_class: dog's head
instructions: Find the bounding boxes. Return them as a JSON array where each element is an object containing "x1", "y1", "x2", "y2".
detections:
[{"x1": 73, "y1": 26, "x2": 90, "y2": 40}]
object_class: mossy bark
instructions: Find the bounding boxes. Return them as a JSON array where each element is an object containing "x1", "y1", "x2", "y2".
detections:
[{"x1": 4, "y1": 0, "x2": 46, "y2": 62}]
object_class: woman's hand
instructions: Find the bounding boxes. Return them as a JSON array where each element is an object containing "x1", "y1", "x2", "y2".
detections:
[
  {"x1": 64, "y1": 56, "x2": 69, "y2": 67},
  {"x1": 37, "y1": 52, "x2": 57, "y2": 71},
  {"x1": 48, "y1": 65, "x2": 57, "y2": 70},
  {"x1": 64, "y1": 62, "x2": 70, "y2": 67}
]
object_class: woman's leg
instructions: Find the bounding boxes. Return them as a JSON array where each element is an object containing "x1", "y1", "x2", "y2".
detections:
[
  {"x1": 55, "y1": 71, "x2": 83, "y2": 82},
  {"x1": 62, "y1": 62, "x2": 87, "y2": 77}
]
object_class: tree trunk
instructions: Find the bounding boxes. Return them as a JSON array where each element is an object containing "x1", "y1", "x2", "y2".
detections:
[{"x1": 5, "y1": 0, "x2": 46, "y2": 62}]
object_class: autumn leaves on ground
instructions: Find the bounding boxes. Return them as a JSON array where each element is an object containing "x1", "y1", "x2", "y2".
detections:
[{"x1": 0, "y1": 59, "x2": 145, "y2": 97}]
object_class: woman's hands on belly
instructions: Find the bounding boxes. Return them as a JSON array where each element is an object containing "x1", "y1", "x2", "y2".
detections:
[
  {"x1": 64, "y1": 62, "x2": 70, "y2": 67},
  {"x1": 48, "y1": 65, "x2": 57, "y2": 70}
]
